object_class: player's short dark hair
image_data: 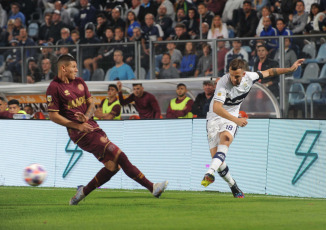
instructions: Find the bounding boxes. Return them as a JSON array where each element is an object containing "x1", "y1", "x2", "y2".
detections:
[
  {"x1": 0, "y1": 96, "x2": 6, "y2": 102},
  {"x1": 177, "y1": 83, "x2": 186, "y2": 88},
  {"x1": 8, "y1": 99, "x2": 20, "y2": 106},
  {"x1": 229, "y1": 59, "x2": 246, "y2": 71},
  {"x1": 108, "y1": 84, "x2": 118, "y2": 91},
  {"x1": 132, "y1": 83, "x2": 142, "y2": 87},
  {"x1": 57, "y1": 54, "x2": 76, "y2": 66}
]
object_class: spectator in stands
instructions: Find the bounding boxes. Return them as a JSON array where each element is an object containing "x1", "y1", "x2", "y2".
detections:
[
  {"x1": 192, "y1": 79, "x2": 216, "y2": 118},
  {"x1": 80, "y1": 25, "x2": 101, "y2": 73},
  {"x1": 75, "y1": 0, "x2": 97, "y2": 39},
  {"x1": 274, "y1": 38, "x2": 297, "y2": 77},
  {"x1": 305, "y1": 3, "x2": 325, "y2": 33},
  {"x1": 12, "y1": 18, "x2": 23, "y2": 40},
  {"x1": 208, "y1": 15, "x2": 229, "y2": 40},
  {"x1": 70, "y1": 29, "x2": 80, "y2": 57},
  {"x1": 126, "y1": 11, "x2": 141, "y2": 40},
  {"x1": 0, "y1": 97, "x2": 8, "y2": 112},
  {"x1": 48, "y1": 10, "x2": 73, "y2": 44},
  {"x1": 276, "y1": 18, "x2": 293, "y2": 36},
  {"x1": 117, "y1": 81, "x2": 161, "y2": 119},
  {"x1": 37, "y1": 42, "x2": 57, "y2": 75},
  {"x1": 94, "y1": 84, "x2": 122, "y2": 120},
  {"x1": 138, "y1": 0, "x2": 158, "y2": 25},
  {"x1": 253, "y1": 0, "x2": 269, "y2": 13},
  {"x1": 91, "y1": 27, "x2": 115, "y2": 71},
  {"x1": 128, "y1": 0, "x2": 142, "y2": 18},
  {"x1": 249, "y1": 40, "x2": 266, "y2": 70},
  {"x1": 166, "y1": 42, "x2": 182, "y2": 68},
  {"x1": 114, "y1": 26, "x2": 135, "y2": 68},
  {"x1": 169, "y1": 23, "x2": 190, "y2": 51},
  {"x1": 217, "y1": 36, "x2": 229, "y2": 77},
  {"x1": 260, "y1": 16, "x2": 278, "y2": 57},
  {"x1": 0, "y1": 4, "x2": 7, "y2": 29},
  {"x1": 130, "y1": 26, "x2": 150, "y2": 71},
  {"x1": 166, "y1": 83, "x2": 194, "y2": 118},
  {"x1": 158, "y1": 53, "x2": 180, "y2": 79},
  {"x1": 235, "y1": 0, "x2": 259, "y2": 39},
  {"x1": 58, "y1": 46, "x2": 69, "y2": 56},
  {"x1": 201, "y1": 22, "x2": 210, "y2": 39},
  {"x1": 8, "y1": 2, "x2": 25, "y2": 26},
  {"x1": 195, "y1": 43, "x2": 213, "y2": 77},
  {"x1": 95, "y1": 13, "x2": 109, "y2": 40},
  {"x1": 156, "y1": 0, "x2": 175, "y2": 19},
  {"x1": 7, "y1": 99, "x2": 26, "y2": 114},
  {"x1": 54, "y1": 0, "x2": 72, "y2": 26},
  {"x1": 222, "y1": 0, "x2": 243, "y2": 27},
  {"x1": 187, "y1": 7, "x2": 199, "y2": 39},
  {"x1": 109, "y1": 7, "x2": 126, "y2": 29},
  {"x1": 175, "y1": 0, "x2": 193, "y2": 17},
  {"x1": 288, "y1": 0, "x2": 308, "y2": 35},
  {"x1": 256, "y1": 6, "x2": 276, "y2": 36},
  {"x1": 141, "y1": 13, "x2": 163, "y2": 56},
  {"x1": 41, "y1": 58, "x2": 55, "y2": 81},
  {"x1": 197, "y1": 2, "x2": 215, "y2": 28},
  {"x1": 206, "y1": 0, "x2": 226, "y2": 16},
  {"x1": 156, "y1": 4, "x2": 173, "y2": 40},
  {"x1": 4, "y1": 39, "x2": 19, "y2": 76},
  {"x1": 253, "y1": 45, "x2": 280, "y2": 99},
  {"x1": 174, "y1": 8, "x2": 189, "y2": 27},
  {"x1": 224, "y1": 39, "x2": 248, "y2": 74},
  {"x1": 26, "y1": 57, "x2": 42, "y2": 83},
  {"x1": 56, "y1": 27, "x2": 74, "y2": 47},
  {"x1": 106, "y1": 50, "x2": 135, "y2": 81},
  {"x1": 179, "y1": 42, "x2": 197, "y2": 78},
  {"x1": 5, "y1": 19, "x2": 15, "y2": 44},
  {"x1": 38, "y1": 12, "x2": 52, "y2": 45}
]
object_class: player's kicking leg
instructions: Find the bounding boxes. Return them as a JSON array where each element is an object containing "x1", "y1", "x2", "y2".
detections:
[{"x1": 218, "y1": 162, "x2": 244, "y2": 198}]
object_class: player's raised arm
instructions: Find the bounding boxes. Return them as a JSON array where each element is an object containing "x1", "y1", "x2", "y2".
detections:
[
  {"x1": 260, "y1": 58, "x2": 304, "y2": 78},
  {"x1": 213, "y1": 101, "x2": 248, "y2": 127}
]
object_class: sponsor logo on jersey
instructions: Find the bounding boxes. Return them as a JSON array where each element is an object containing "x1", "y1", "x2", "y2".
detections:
[
  {"x1": 68, "y1": 96, "x2": 86, "y2": 109},
  {"x1": 64, "y1": 90, "x2": 70, "y2": 96}
]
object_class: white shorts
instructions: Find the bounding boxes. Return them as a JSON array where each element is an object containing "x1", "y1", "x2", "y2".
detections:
[{"x1": 206, "y1": 118, "x2": 238, "y2": 149}]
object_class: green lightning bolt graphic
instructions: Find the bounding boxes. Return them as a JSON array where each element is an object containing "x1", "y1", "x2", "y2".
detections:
[
  {"x1": 292, "y1": 130, "x2": 321, "y2": 185},
  {"x1": 62, "y1": 138, "x2": 83, "y2": 178}
]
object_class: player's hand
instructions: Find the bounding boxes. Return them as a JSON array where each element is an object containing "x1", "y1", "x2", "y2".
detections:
[
  {"x1": 117, "y1": 81, "x2": 122, "y2": 92},
  {"x1": 75, "y1": 112, "x2": 89, "y2": 123},
  {"x1": 94, "y1": 108, "x2": 103, "y2": 118},
  {"x1": 78, "y1": 122, "x2": 94, "y2": 133},
  {"x1": 291, "y1": 59, "x2": 305, "y2": 72},
  {"x1": 236, "y1": 117, "x2": 248, "y2": 127}
]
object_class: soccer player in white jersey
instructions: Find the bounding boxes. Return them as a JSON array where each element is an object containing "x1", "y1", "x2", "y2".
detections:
[{"x1": 201, "y1": 58, "x2": 304, "y2": 198}]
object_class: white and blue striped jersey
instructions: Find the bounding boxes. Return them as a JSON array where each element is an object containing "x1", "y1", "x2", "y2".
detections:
[{"x1": 206, "y1": 71, "x2": 261, "y2": 121}]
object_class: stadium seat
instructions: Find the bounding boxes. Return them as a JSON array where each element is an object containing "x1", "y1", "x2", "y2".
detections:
[
  {"x1": 304, "y1": 43, "x2": 326, "y2": 63},
  {"x1": 297, "y1": 63, "x2": 319, "y2": 83},
  {"x1": 306, "y1": 83, "x2": 322, "y2": 118},
  {"x1": 288, "y1": 82, "x2": 306, "y2": 117},
  {"x1": 91, "y1": 68, "x2": 105, "y2": 81},
  {"x1": 82, "y1": 69, "x2": 91, "y2": 81},
  {"x1": 318, "y1": 64, "x2": 326, "y2": 82},
  {"x1": 28, "y1": 22, "x2": 39, "y2": 39},
  {"x1": 302, "y1": 42, "x2": 316, "y2": 59}
]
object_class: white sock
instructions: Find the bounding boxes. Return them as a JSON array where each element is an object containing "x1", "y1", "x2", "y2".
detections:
[
  {"x1": 206, "y1": 145, "x2": 229, "y2": 175},
  {"x1": 218, "y1": 162, "x2": 235, "y2": 187}
]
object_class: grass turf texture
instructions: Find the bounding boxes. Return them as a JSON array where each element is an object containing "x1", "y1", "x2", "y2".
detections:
[{"x1": 1, "y1": 187, "x2": 326, "y2": 230}]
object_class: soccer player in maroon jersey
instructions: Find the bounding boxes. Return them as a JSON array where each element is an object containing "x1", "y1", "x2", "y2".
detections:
[
  {"x1": 46, "y1": 54, "x2": 168, "y2": 205},
  {"x1": 117, "y1": 81, "x2": 161, "y2": 119}
]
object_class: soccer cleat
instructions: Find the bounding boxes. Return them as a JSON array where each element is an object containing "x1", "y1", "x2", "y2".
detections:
[
  {"x1": 201, "y1": 173, "x2": 215, "y2": 187},
  {"x1": 230, "y1": 182, "x2": 245, "y2": 198},
  {"x1": 152, "y1": 181, "x2": 168, "y2": 198},
  {"x1": 69, "y1": 185, "x2": 86, "y2": 205}
]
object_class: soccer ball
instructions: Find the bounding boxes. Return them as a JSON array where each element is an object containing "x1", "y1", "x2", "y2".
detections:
[{"x1": 23, "y1": 163, "x2": 47, "y2": 186}]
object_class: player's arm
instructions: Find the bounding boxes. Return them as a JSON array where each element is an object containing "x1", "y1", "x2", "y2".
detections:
[
  {"x1": 49, "y1": 111, "x2": 94, "y2": 132},
  {"x1": 74, "y1": 97, "x2": 96, "y2": 122},
  {"x1": 260, "y1": 59, "x2": 304, "y2": 78},
  {"x1": 213, "y1": 101, "x2": 248, "y2": 127}
]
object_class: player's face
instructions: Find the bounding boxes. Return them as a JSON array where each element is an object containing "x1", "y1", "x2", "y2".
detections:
[
  {"x1": 0, "y1": 100, "x2": 7, "y2": 112},
  {"x1": 107, "y1": 87, "x2": 117, "y2": 98},
  {"x1": 63, "y1": 61, "x2": 78, "y2": 80},
  {"x1": 133, "y1": 85, "x2": 144, "y2": 97},
  {"x1": 176, "y1": 86, "x2": 187, "y2": 97},
  {"x1": 229, "y1": 68, "x2": 245, "y2": 86},
  {"x1": 24, "y1": 106, "x2": 33, "y2": 115},
  {"x1": 8, "y1": 104, "x2": 20, "y2": 114}
]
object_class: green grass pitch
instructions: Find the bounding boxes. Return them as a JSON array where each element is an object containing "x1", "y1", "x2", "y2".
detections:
[{"x1": 1, "y1": 187, "x2": 326, "y2": 230}]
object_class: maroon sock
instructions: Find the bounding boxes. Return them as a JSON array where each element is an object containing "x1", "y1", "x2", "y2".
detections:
[
  {"x1": 83, "y1": 167, "x2": 118, "y2": 196},
  {"x1": 117, "y1": 152, "x2": 154, "y2": 192}
]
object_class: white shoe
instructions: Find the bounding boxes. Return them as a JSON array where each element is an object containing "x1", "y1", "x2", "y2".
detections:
[
  {"x1": 69, "y1": 185, "x2": 85, "y2": 205},
  {"x1": 152, "y1": 181, "x2": 168, "y2": 198}
]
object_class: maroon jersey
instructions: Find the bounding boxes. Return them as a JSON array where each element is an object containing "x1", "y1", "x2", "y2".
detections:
[
  {"x1": 46, "y1": 76, "x2": 99, "y2": 142},
  {"x1": 118, "y1": 91, "x2": 161, "y2": 119},
  {"x1": 0, "y1": 111, "x2": 14, "y2": 119}
]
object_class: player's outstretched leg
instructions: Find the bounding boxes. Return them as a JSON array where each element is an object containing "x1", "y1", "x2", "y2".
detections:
[
  {"x1": 218, "y1": 162, "x2": 244, "y2": 198},
  {"x1": 201, "y1": 173, "x2": 215, "y2": 187},
  {"x1": 117, "y1": 152, "x2": 168, "y2": 198},
  {"x1": 69, "y1": 167, "x2": 119, "y2": 205}
]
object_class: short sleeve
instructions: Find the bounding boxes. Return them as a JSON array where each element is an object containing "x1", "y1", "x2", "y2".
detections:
[
  {"x1": 81, "y1": 79, "x2": 92, "y2": 100},
  {"x1": 246, "y1": 71, "x2": 261, "y2": 83},
  {"x1": 214, "y1": 80, "x2": 227, "y2": 103},
  {"x1": 46, "y1": 83, "x2": 60, "y2": 112}
]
